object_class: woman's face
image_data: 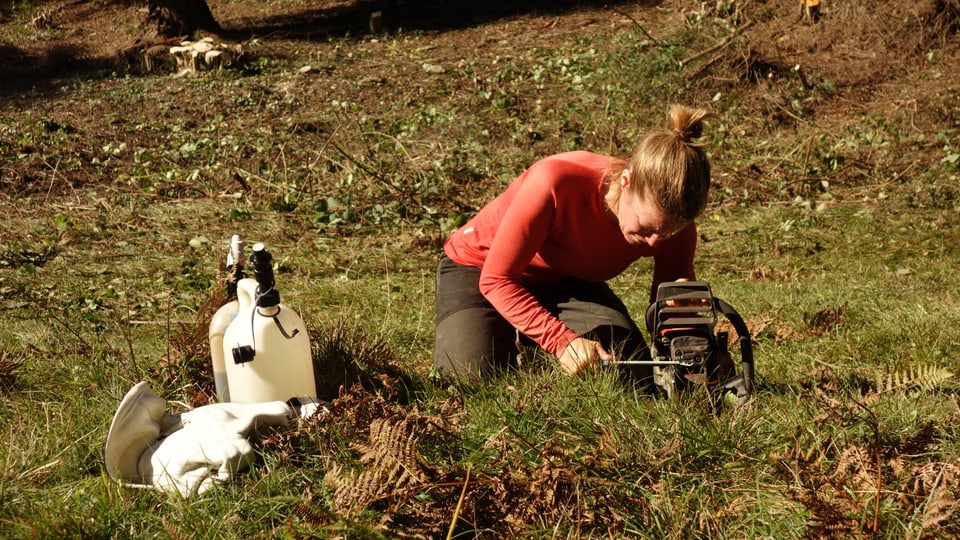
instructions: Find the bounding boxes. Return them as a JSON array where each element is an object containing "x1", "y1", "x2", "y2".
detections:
[{"x1": 616, "y1": 170, "x2": 686, "y2": 247}]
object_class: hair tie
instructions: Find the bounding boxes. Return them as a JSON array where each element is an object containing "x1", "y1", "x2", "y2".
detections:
[{"x1": 675, "y1": 124, "x2": 702, "y2": 141}]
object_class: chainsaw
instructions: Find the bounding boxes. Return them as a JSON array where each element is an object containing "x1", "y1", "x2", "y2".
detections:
[{"x1": 612, "y1": 281, "x2": 754, "y2": 406}]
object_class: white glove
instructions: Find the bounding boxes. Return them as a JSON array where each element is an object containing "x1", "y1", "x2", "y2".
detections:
[
  {"x1": 138, "y1": 401, "x2": 294, "y2": 497},
  {"x1": 104, "y1": 382, "x2": 331, "y2": 497}
]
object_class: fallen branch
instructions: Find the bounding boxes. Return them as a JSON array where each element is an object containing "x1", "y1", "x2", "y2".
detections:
[
  {"x1": 679, "y1": 19, "x2": 754, "y2": 68},
  {"x1": 613, "y1": 9, "x2": 662, "y2": 46}
]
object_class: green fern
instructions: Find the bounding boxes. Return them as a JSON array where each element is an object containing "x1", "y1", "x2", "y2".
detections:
[{"x1": 874, "y1": 365, "x2": 955, "y2": 394}]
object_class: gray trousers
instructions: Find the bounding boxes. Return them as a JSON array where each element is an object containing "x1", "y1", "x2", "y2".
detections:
[{"x1": 433, "y1": 255, "x2": 650, "y2": 383}]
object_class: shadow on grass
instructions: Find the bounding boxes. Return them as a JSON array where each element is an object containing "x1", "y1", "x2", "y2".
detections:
[
  {"x1": 0, "y1": 0, "x2": 661, "y2": 97},
  {"x1": 0, "y1": 42, "x2": 116, "y2": 96},
  {"x1": 219, "y1": 0, "x2": 662, "y2": 41}
]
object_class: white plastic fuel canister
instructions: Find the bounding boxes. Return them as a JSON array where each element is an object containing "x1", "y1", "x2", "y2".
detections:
[{"x1": 222, "y1": 244, "x2": 317, "y2": 403}]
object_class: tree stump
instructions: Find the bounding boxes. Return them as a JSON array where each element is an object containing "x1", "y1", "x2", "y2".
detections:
[{"x1": 147, "y1": 0, "x2": 221, "y2": 38}]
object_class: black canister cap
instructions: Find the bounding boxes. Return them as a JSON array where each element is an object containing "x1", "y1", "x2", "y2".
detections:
[{"x1": 250, "y1": 243, "x2": 280, "y2": 307}]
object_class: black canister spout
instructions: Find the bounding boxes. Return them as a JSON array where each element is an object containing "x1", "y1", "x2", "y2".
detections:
[{"x1": 249, "y1": 243, "x2": 280, "y2": 308}]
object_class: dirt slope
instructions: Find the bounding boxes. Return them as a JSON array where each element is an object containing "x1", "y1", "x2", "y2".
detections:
[{"x1": 1, "y1": 0, "x2": 958, "y2": 199}]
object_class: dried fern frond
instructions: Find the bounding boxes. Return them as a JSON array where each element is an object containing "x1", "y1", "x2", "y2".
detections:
[
  {"x1": 324, "y1": 462, "x2": 382, "y2": 516},
  {"x1": 874, "y1": 365, "x2": 955, "y2": 394},
  {"x1": 293, "y1": 501, "x2": 331, "y2": 528},
  {"x1": 325, "y1": 415, "x2": 432, "y2": 517},
  {"x1": 908, "y1": 461, "x2": 960, "y2": 529},
  {"x1": 0, "y1": 354, "x2": 22, "y2": 391},
  {"x1": 354, "y1": 417, "x2": 430, "y2": 485}
]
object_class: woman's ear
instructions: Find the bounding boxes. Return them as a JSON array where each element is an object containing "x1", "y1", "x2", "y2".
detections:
[{"x1": 620, "y1": 168, "x2": 632, "y2": 189}]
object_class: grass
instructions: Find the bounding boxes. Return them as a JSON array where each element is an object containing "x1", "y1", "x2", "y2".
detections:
[{"x1": 2, "y1": 0, "x2": 960, "y2": 537}]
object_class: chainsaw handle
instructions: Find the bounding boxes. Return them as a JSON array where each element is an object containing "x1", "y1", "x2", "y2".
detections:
[
  {"x1": 645, "y1": 281, "x2": 715, "y2": 334},
  {"x1": 644, "y1": 281, "x2": 756, "y2": 399},
  {"x1": 714, "y1": 298, "x2": 754, "y2": 395}
]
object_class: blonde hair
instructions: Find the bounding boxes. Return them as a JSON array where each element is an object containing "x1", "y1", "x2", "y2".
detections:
[{"x1": 606, "y1": 105, "x2": 710, "y2": 222}]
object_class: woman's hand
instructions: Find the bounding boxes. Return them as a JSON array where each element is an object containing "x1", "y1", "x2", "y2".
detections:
[{"x1": 557, "y1": 337, "x2": 614, "y2": 375}]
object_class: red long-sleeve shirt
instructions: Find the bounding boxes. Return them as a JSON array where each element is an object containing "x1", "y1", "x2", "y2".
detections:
[{"x1": 444, "y1": 151, "x2": 697, "y2": 356}]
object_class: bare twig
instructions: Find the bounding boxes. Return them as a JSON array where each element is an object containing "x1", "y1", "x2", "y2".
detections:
[
  {"x1": 446, "y1": 467, "x2": 471, "y2": 540},
  {"x1": 165, "y1": 294, "x2": 172, "y2": 367},
  {"x1": 679, "y1": 19, "x2": 754, "y2": 68},
  {"x1": 613, "y1": 9, "x2": 661, "y2": 45},
  {"x1": 850, "y1": 399, "x2": 882, "y2": 535},
  {"x1": 746, "y1": 302, "x2": 793, "y2": 337},
  {"x1": 683, "y1": 49, "x2": 728, "y2": 80},
  {"x1": 329, "y1": 139, "x2": 402, "y2": 195},
  {"x1": 48, "y1": 310, "x2": 93, "y2": 354},
  {"x1": 114, "y1": 295, "x2": 141, "y2": 380}
]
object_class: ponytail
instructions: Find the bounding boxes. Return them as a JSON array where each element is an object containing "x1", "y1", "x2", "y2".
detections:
[
  {"x1": 628, "y1": 104, "x2": 711, "y2": 222},
  {"x1": 667, "y1": 104, "x2": 706, "y2": 143}
]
